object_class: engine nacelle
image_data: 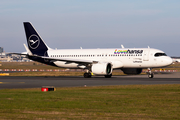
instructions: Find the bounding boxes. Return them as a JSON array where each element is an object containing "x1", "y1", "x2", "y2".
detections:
[
  {"x1": 121, "y1": 68, "x2": 142, "y2": 75},
  {"x1": 91, "y1": 63, "x2": 112, "y2": 75}
]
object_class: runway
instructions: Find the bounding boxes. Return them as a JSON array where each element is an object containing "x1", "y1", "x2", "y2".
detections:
[{"x1": 0, "y1": 72, "x2": 180, "y2": 89}]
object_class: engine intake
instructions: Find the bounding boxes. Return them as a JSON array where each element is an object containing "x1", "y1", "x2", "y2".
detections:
[{"x1": 91, "y1": 63, "x2": 112, "y2": 75}]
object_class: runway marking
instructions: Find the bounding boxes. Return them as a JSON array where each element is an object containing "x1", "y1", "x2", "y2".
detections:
[{"x1": 0, "y1": 82, "x2": 25, "y2": 84}]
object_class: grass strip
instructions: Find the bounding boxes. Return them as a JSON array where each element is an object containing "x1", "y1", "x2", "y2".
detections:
[
  {"x1": 1, "y1": 62, "x2": 180, "y2": 76},
  {"x1": 0, "y1": 84, "x2": 180, "y2": 119}
]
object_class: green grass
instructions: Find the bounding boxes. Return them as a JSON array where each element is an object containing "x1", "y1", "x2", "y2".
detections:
[
  {"x1": 9, "y1": 71, "x2": 85, "y2": 76},
  {"x1": 1, "y1": 62, "x2": 179, "y2": 76},
  {"x1": 0, "y1": 62, "x2": 59, "y2": 69},
  {"x1": 0, "y1": 62, "x2": 127, "y2": 76},
  {"x1": 0, "y1": 84, "x2": 180, "y2": 119}
]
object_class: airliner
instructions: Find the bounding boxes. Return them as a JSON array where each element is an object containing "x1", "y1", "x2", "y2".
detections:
[{"x1": 15, "y1": 22, "x2": 173, "y2": 78}]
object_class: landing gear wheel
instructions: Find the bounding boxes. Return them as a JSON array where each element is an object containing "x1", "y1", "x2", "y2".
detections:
[
  {"x1": 147, "y1": 68, "x2": 154, "y2": 78},
  {"x1": 84, "y1": 73, "x2": 92, "y2": 78},
  {"x1": 148, "y1": 73, "x2": 154, "y2": 78},
  {"x1": 104, "y1": 74, "x2": 112, "y2": 78}
]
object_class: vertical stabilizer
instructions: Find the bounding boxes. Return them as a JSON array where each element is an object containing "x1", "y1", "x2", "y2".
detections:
[{"x1": 23, "y1": 22, "x2": 49, "y2": 56}]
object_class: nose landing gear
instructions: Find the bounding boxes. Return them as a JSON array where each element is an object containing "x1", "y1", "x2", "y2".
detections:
[{"x1": 147, "y1": 68, "x2": 154, "y2": 78}]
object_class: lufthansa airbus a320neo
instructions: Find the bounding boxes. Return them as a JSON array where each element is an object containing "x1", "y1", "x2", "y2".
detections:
[{"x1": 14, "y1": 22, "x2": 173, "y2": 78}]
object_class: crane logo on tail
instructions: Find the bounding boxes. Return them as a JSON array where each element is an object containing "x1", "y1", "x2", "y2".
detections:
[{"x1": 28, "y1": 34, "x2": 40, "y2": 49}]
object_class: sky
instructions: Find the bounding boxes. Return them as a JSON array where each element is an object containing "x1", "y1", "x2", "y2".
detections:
[{"x1": 0, "y1": 0, "x2": 180, "y2": 56}]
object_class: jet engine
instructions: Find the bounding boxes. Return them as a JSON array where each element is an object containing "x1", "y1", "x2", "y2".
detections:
[
  {"x1": 91, "y1": 63, "x2": 112, "y2": 75},
  {"x1": 121, "y1": 68, "x2": 142, "y2": 75}
]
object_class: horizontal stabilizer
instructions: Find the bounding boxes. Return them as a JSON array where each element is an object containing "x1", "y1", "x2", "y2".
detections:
[{"x1": 24, "y1": 44, "x2": 33, "y2": 55}]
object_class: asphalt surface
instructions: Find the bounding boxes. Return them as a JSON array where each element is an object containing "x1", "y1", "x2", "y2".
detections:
[{"x1": 0, "y1": 72, "x2": 180, "y2": 89}]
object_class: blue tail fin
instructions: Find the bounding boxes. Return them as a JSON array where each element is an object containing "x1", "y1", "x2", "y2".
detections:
[{"x1": 23, "y1": 22, "x2": 49, "y2": 56}]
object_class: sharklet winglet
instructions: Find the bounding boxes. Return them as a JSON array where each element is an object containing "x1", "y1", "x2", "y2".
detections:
[{"x1": 121, "y1": 45, "x2": 125, "y2": 48}]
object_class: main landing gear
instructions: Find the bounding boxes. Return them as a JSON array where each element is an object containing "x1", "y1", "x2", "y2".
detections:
[
  {"x1": 84, "y1": 72, "x2": 92, "y2": 78},
  {"x1": 104, "y1": 74, "x2": 112, "y2": 78},
  {"x1": 83, "y1": 69, "x2": 112, "y2": 78},
  {"x1": 84, "y1": 73, "x2": 112, "y2": 78},
  {"x1": 147, "y1": 68, "x2": 154, "y2": 78}
]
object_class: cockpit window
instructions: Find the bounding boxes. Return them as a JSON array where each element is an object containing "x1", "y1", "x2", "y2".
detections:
[{"x1": 154, "y1": 53, "x2": 167, "y2": 57}]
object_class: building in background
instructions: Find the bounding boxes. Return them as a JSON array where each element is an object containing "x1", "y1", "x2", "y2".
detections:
[
  {"x1": 0, "y1": 47, "x2": 3, "y2": 53},
  {"x1": 0, "y1": 47, "x2": 30, "y2": 62}
]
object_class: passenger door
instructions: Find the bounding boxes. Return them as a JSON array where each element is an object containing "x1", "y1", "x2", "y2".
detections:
[{"x1": 143, "y1": 50, "x2": 149, "y2": 61}]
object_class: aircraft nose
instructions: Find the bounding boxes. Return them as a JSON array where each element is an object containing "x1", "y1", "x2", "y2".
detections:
[{"x1": 165, "y1": 57, "x2": 173, "y2": 65}]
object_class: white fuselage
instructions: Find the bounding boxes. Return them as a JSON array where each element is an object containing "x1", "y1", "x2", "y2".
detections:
[
  {"x1": 47, "y1": 48, "x2": 172, "y2": 69},
  {"x1": 22, "y1": 22, "x2": 173, "y2": 78}
]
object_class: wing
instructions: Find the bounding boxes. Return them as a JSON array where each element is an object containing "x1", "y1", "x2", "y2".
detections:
[
  {"x1": 42, "y1": 56, "x2": 98, "y2": 65},
  {"x1": 8, "y1": 47, "x2": 98, "y2": 65},
  {"x1": 7, "y1": 53, "x2": 28, "y2": 57},
  {"x1": 9, "y1": 53, "x2": 97, "y2": 65}
]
